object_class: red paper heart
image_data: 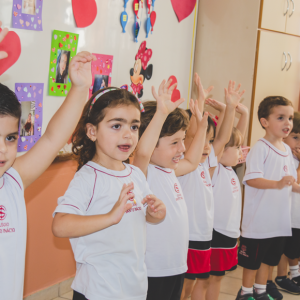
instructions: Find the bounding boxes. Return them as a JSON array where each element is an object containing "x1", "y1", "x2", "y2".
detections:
[
  {"x1": 51, "y1": 86, "x2": 54, "y2": 91},
  {"x1": 0, "y1": 29, "x2": 21, "y2": 76},
  {"x1": 171, "y1": 0, "x2": 196, "y2": 22},
  {"x1": 57, "y1": 85, "x2": 61, "y2": 89},
  {"x1": 168, "y1": 76, "x2": 181, "y2": 102},
  {"x1": 66, "y1": 34, "x2": 69, "y2": 39},
  {"x1": 72, "y1": 0, "x2": 97, "y2": 28},
  {"x1": 59, "y1": 43, "x2": 63, "y2": 48},
  {"x1": 64, "y1": 85, "x2": 67, "y2": 89}
]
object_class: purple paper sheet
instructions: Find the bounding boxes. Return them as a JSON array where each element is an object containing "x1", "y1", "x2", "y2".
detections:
[
  {"x1": 15, "y1": 83, "x2": 44, "y2": 152},
  {"x1": 12, "y1": 0, "x2": 43, "y2": 31}
]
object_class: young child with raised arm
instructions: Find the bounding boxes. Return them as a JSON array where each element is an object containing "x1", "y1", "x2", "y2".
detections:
[
  {"x1": 52, "y1": 87, "x2": 166, "y2": 300},
  {"x1": 133, "y1": 79, "x2": 208, "y2": 300},
  {"x1": 179, "y1": 76, "x2": 245, "y2": 300},
  {"x1": 0, "y1": 50, "x2": 96, "y2": 300},
  {"x1": 236, "y1": 96, "x2": 300, "y2": 300}
]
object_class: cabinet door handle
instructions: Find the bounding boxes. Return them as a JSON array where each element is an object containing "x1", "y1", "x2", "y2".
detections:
[
  {"x1": 286, "y1": 52, "x2": 292, "y2": 71},
  {"x1": 284, "y1": 0, "x2": 290, "y2": 15},
  {"x1": 289, "y1": 0, "x2": 295, "y2": 17},
  {"x1": 282, "y1": 52, "x2": 287, "y2": 70}
]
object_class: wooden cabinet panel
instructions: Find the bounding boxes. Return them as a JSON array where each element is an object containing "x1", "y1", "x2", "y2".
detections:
[
  {"x1": 260, "y1": 0, "x2": 288, "y2": 33},
  {"x1": 286, "y1": 0, "x2": 300, "y2": 36}
]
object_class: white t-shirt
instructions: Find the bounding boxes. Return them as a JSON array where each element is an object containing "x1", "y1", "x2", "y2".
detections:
[
  {"x1": 291, "y1": 157, "x2": 300, "y2": 229},
  {"x1": 242, "y1": 138, "x2": 296, "y2": 239},
  {"x1": 178, "y1": 146, "x2": 218, "y2": 241},
  {"x1": 54, "y1": 162, "x2": 152, "y2": 300},
  {"x1": 146, "y1": 164, "x2": 189, "y2": 277},
  {"x1": 0, "y1": 168, "x2": 27, "y2": 300},
  {"x1": 212, "y1": 164, "x2": 241, "y2": 238}
]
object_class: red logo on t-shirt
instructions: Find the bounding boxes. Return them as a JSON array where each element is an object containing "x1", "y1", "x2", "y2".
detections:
[
  {"x1": 174, "y1": 183, "x2": 180, "y2": 193},
  {"x1": 0, "y1": 205, "x2": 6, "y2": 221},
  {"x1": 284, "y1": 165, "x2": 288, "y2": 172},
  {"x1": 231, "y1": 178, "x2": 236, "y2": 186},
  {"x1": 201, "y1": 171, "x2": 205, "y2": 179}
]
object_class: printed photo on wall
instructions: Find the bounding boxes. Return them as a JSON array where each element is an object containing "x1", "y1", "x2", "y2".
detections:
[
  {"x1": 89, "y1": 54, "x2": 113, "y2": 98},
  {"x1": 15, "y1": 83, "x2": 44, "y2": 152},
  {"x1": 48, "y1": 30, "x2": 79, "y2": 96},
  {"x1": 12, "y1": 0, "x2": 43, "y2": 31}
]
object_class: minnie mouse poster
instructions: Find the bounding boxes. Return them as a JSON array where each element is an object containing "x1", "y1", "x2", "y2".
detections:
[{"x1": 130, "y1": 41, "x2": 153, "y2": 98}]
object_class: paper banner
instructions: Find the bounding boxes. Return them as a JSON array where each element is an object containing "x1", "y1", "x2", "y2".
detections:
[
  {"x1": 89, "y1": 54, "x2": 113, "y2": 98},
  {"x1": 15, "y1": 83, "x2": 44, "y2": 152},
  {"x1": 72, "y1": 0, "x2": 97, "y2": 28},
  {"x1": 48, "y1": 30, "x2": 79, "y2": 96},
  {"x1": 0, "y1": 29, "x2": 21, "y2": 76},
  {"x1": 171, "y1": 0, "x2": 196, "y2": 23},
  {"x1": 12, "y1": 0, "x2": 43, "y2": 31}
]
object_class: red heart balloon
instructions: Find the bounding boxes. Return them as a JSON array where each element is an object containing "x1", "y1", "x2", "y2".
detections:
[
  {"x1": 171, "y1": 0, "x2": 196, "y2": 22},
  {"x1": 72, "y1": 0, "x2": 97, "y2": 28},
  {"x1": 0, "y1": 29, "x2": 21, "y2": 76},
  {"x1": 168, "y1": 76, "x2": 181, "y2": 102}
]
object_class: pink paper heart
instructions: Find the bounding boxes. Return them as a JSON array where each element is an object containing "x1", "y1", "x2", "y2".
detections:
[
  {"x1": 171, "y1": 0, "x2": 196, "y2": 22},
  {"x1": 17, "y1": 4, "x2": 21, "y2": 9},
  {"x1": 72, "y1": 0, "x2": 97, "y2": 28},
  {"x1": 38, "y1": 89, "x2": 42, "y2": 94},
  {"x1": 52, "y1": 48, "x2": 55, "y2": 53},
  {"x1": 32, "y1": 86, "x2": 36, "y2": 90},
  {"x1": 38, "y1": 20, "x2": 41, "y2": 25},
  {"x1": 33, "y1": 92, "x2": 36, "y2": 97},
  {"x1": 19, "y1": 19, "x2": 24, "y2": 25},
  {"x1": 17, "y1": 86, "x2": 21, "y2": 92},
  {"x1": 26, "y1": 21, "x2": 30, "y2": 27}
]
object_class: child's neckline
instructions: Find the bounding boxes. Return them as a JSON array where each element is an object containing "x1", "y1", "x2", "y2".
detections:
[
  {"x1": 259, "y1": 138, "x2": 288, "y2": 155},
  {"x1": 87, "y1": 161, "x2": 131, "y2": 176}
]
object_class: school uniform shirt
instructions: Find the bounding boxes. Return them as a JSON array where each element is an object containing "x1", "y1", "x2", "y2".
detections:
[
  {"x1": 0, "y1": 168, "x2": 27, "y2": 300},
  {"x1": 242, "y1": 138, "x2": 296, "y2": 239},
  {"x1": 178, "y1": 146, "x2": 218, "y2": 241},
  {"x1": 146, "y1": 164, "x2": 189, "y2": 277},
  {"x1": 291, "y1": 157, "x2": 300, "y2": 229},
  {"x1": 53, "y1": 162, "x2": 152, "y2": 300},
  {"x1": 212, "y1": 164, "x2": 241, "y2": 238}
]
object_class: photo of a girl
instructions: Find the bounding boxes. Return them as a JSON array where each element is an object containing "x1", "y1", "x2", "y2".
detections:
[
  {"x1": 92, "y1": 75, "x2": 109, "y2": 94},
  {"x1": 22, "y1": 0, "x2": 36, "y2": 15},
  {"x1": 20, "y1": 101, "x2": 35, "y2": 136},
  {"x1": 56, "y1": 50, "x2": 70, "y2": 84}
]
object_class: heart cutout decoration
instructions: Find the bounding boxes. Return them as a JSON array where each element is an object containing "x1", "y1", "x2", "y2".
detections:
[
  {"x1": 168, "y1": 76, "x2": 181, "y2": 102},
  {"x1": 0, "y1": 29, "x2": 21, "y2": 76},
  {"x1": 171, "y1": 0, "x2": 196, "y2": 23},
  {"x1": 72, "y1": 0, "x2": 97, "y2": 28}
]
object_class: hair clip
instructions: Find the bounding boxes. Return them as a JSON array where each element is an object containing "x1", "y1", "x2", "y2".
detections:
[
  {"x1": 89, "y1": 88, "x2": 117, "y2": 114},
  {"x1": 120, "y1": 84, "x2": 144, "y2": 112}
]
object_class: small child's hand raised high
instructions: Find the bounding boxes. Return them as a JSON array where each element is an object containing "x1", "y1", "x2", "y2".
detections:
[
  {"x1": 205, "y1": 98, "x2": 226, "y2": 112},
  {"x1": 69, "y1": 51, "x2": 96, "y2": 89},
  {"x1": 235, "y1": 103, "x2": 249, "y2": 115},
  {"x1": 190, "y1": 99, "x2": 208, "y2": 129},
  {"x1": 194, "y1": 73, "x2": 214, "y2": 103},
  {"x1": 152, "y1": 79, "x2": 185, "y2": 116},
  {"x1": 225, "y1": 80, "x2": 245, "y2": 108}
]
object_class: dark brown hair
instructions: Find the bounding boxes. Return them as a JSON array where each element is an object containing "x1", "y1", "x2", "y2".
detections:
[
  {"x1": 258, "y1": 96, "x2": 293, "y2": 129},
  {"x1": 225, "y1": 127, "x2": 243, "y2": 148},
  {"x1": 0, "y1": 83, "x2": 21, "y2": 120},
  {"x1": 72, "y1": 87, "x2": 141, "y2": 170},
  {"x1": 292, "y1": 111, "x2": 300, "y2": 134},
  {"x1": 139, "y1": 101, "x2": 189, "y2": 141}
]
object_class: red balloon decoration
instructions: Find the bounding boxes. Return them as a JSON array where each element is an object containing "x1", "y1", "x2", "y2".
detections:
[
  {"x1": 133, "y1": 0, "x2": 139, "y2": 18},
  {"x1": 150, "y1": 11, "x2": 156, "y2": 31}
]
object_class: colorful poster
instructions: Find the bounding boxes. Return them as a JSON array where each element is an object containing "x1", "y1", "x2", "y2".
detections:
[
  {"x1": 12, "y1": 0, "x2": 43, "y2": 31},
  {"x1": 48, "y1": 30, "x2": 79, "y2": 96},
  {"x1": 15, "y1": 83, "x2": 44, "y2": 152},
  {"x1": 89, "y1": 54, "x2": 113, "y2": 98}
]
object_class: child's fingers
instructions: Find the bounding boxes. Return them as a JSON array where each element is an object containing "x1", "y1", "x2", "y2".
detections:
[
  {"x1": 124, "y1": 202, "x2": 133, "y2": 212},
  {"x1": 164, "y1": 79, "x2": 172, "y2": 92},
  {"x1": 168, "y1": 82, "x2": 178, "y2": 94},
  {"x1": 0, "y1": 27, "x2": 8, "y2": 43},
  {"x1": 206, "y1": 86, "x2": 214, "y2": 94},
  {"x1": 158, "y1": 80, "x2": 166, "y2": 95},
  {"x1": 235, "y1": 83, "x2": 241, "y2": 92},
  {"x1": 239, "y1": 90, "x2": 246, "y2": 98},
  {"x1": 0, "y1": 51, "x2": 8, "y2": 60},
  {"x1": 151, "y1": 86, "x2": 159, "y2": 100},
  {"x1": 173, "y1": 97, "x2": 185, "y2": 108},
  {"x1": 189, "y1": 99, "x2": 195, "y2": 113},
  {"x1": 119, "y1": 183, "x2": 134, "y2": 200}
]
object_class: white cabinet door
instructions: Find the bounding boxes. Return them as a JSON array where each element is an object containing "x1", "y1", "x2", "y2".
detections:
[{"x1": 285, "y1": 0, "x2": 300, "y2": 36}]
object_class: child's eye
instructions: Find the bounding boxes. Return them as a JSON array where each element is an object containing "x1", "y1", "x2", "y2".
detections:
[
  {"x1": 6, "y1": 136, "x2": 17, "y2": 142},
  {"x1": 173, "y1": 141, "x2": 178, "y2": 145},
  {"x1": 131, "y1": 125, "x2": 139, "y2": 131},
  {"x1": 289, "y1": 117, "x2": 293, "y2": 121},
  {"x1": 278, "y1": 117, "x2": 283, "y2": 120},
  {"x1": 209, "y1": 139, "x2": 214, "y2": 144},
  {"x1": 112, "y1": 124, "x2": 121, "y2": 129}
]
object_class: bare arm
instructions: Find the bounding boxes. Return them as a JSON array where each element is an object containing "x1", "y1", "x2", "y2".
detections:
[
  {"x1": 133, "y1": 80, "x2": 184, "y2": 177},
  {"x1": 247, "y1": 176, "x2": 295, "y2": 190},
  {"x1": 175, "y1": 100, "x2": 208, "y2": 177},
  {"x1": 14, "y1": 52, "x2": 96, "y2": 189},
  {"x1": 235, "y1": 103, "x2": 249, "y2": 142}
]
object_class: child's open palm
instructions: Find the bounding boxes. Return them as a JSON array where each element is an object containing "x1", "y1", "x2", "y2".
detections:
[
  {"x1": 205, "y1": 98, "x2": 226, "y2": 112},
  {"x1": 69, "y1": 51, "x2": 96, "y2": 89},
  {"x1": 152, "y1": 79, "x2": 185, "y2": 116},
  {"x1": 190, "y1": 99, "x2": 208, "y2": 129},
  {"x1": 225, "y1": 80, "x2": 245, "y2": 108},
  {"x1": 235, "y1": 103, "x2": 248, "y2": 115},
  {"x1": 194, "y1": 73, "x2": 214, "y2": 102}
]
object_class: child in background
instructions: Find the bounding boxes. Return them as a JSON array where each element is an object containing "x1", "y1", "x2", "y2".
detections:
[
  {"x1": 52, "y1": 87, "x2": 166, "y2": 300},
  {"x1": 236, "y1": 96, "x2": 300, "y2": 300},
  {"x1": 209, "y1": 100, "x2": 249, "y2": 300},
  {"x1": 133, "y1": 79, "x2": 208, "y2": 300},
  {"x1": 0, "y1": 51, "x2": 96, "y2": 300},
  {"x1": 180, "y1": 77, "x2": 245, "y2": 300}
]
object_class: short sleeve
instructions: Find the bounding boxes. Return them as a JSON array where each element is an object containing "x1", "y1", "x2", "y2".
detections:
[
  {"x1": 287, "y1": 146, "x2": 297, "y2": 180},
  {"x1": 243, "y1": 142, "x2": 267, "y2": 185},
  {"x1": 204, "y1": 145, "x2": 218, "y2": 169},
  {"x1": 53, "y1": 168, "x2": 95, "y2": 217}
]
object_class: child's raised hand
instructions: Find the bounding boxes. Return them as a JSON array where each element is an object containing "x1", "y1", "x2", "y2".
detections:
[
  {"x1": 194, "y1": 73, "x2": 214, "y2": 102},
  {"x1": 276, "y1": 176, "x2": 295, "y2": 190},
  {"x1": 108, "y1": 182, "x2": 135, "y2": 225},
  {"x1": 0, "y1": 21, "x2": 8, "y2": 60},
  {"x1": 224, "y1": 80, "x2": 245, "y2": 108},
  {"x1": 205, "y1": 98, "x2": 226, "y2": 112},
  {"x1": 190, "y1": 99, "x2": 208, "y2": 129},
  {"x1": 235, "y1": 103, "x2": 249, "y2": 115},
  {"x1": 152, "y1": 79, "x2": 185, "y2": 116},
  {"x1": 69, "y1": 51, "x2": 96, "y2": 89},
  {"x1": 292, "y1": 148, "x2": 300, "y2": 161},
  {"x1": 142, "y1": 195, "x2": 166, "y2": 221}
]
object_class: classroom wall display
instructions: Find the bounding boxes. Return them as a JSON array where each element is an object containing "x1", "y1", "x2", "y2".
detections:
[
  {"x1": 12, "y1": 0, "x2": 43, "y2": 31},
  {"x1": 48, "y1": 30, "x2": 79, "y2": 96},
  {"x1": 72, "y1": 0, "x2": 97, "y2": 28},
  {"x1": 120, "y1": 0, "x2": 129, "y2": 33},
  {"x1": 15, "y1": 83, "x2": 44, "y2": 152},
  {"x1": 0, "y1": 29, "x2": 21, "y2": 76},
  {"x1": 89, "y1": 54, "x2": 113, "y2": 98},
  {"x1": 129, "y1": 41, "x2": 153, "y2": 98},
  {"x1": 171, "y1": 0, "x2": 196, "y2": 23}
]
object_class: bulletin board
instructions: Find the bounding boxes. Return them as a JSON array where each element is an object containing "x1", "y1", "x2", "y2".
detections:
[{"x1": 0, "y1": 0, "x2": 198, "y2": 154}]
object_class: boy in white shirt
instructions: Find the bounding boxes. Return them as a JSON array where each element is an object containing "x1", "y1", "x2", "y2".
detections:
[{"x1": 236, "y1": 96, "x2": 300, "y2": 300}]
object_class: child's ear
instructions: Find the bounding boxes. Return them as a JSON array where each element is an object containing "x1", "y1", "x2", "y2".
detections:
[
  {"x1": 260, "y1": 117, "x2": 268, "y2": 129},
  {"x1": 86, "y1": 123, "x2": 97, "y2": 141}
]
